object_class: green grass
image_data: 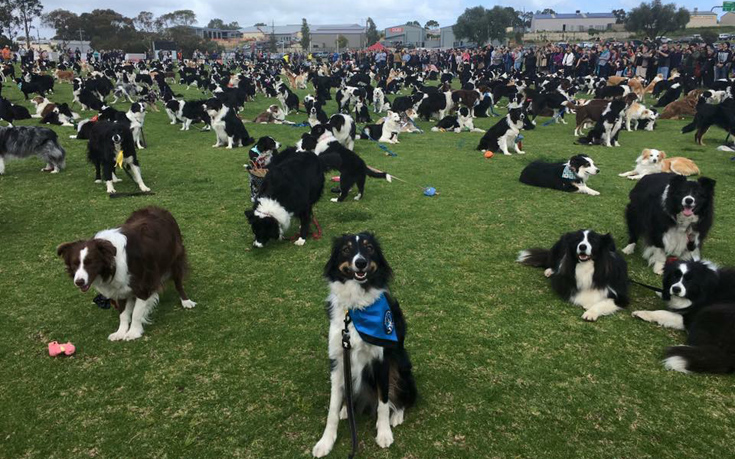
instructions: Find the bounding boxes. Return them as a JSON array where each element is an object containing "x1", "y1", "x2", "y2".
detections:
[{"x1": 1, "y1": 74, "x2": 735, "y2": 459}]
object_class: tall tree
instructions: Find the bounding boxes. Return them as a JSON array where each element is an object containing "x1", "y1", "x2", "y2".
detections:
[
  {"x1": 519, "y1": 11, "x2": 533, "y2": 28},
  {"x1": 300, "y1": 18, "x2": 310, "y2": 51},
  {"x1": 454, "y1": 6, "x2": 515, "y2": 46},
  {"x1": 424, "y1": 20, "x2": 439, "y2": 29},
  {"x1": 207, "y1": 18, "x2": 239, "y2": 30},
  {"x1": 336, "y1": 34, "x2": 348, "y2": 50},
  {"x1": 254, "y1": 22, "x2": 266, "y2": 27},
  {"x1": 539, "y1": 8, "x2": 556, "y2": 15},
  {"x1": 365, "y1": 17, "x2": 379, "y2": 46},
  {"x1": 157, "y1": 9, "x2": 197, "y2": 28},
  {"x1": 625, "y1": 0, "x2": 689, "y2": 39},
  {"x1": 268, "y1": 32, "x2": 277, "y2": 52},
  {"x1": 405, "y1": 20, "x2": 421, "y2": 27},
  {"x1": 133, "y1": 11, "x2": 156, "y2": 33},
  {"x1": 6, "y1": 0, "x2": 44, "y2": 48},
  {"x1": 42, "y1": 9, "x2": 81, "y2": 40},
  {"x1": 612, "y1": 9, "x2": 627, "y2": 24}
]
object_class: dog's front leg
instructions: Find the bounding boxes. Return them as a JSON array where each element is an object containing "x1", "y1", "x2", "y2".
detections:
[
  {"x1": 581, "y1": 299, "x2": 620, "y2": 322},
  {"x1": 513, "y1": 136, "x2": 525, "y2": 155},
  {"x1": 375, "y1": 361, "x2": 394, "y2": 448},
  {"x1": 108, "y1": 298, "x2": 135, "y2": 341},
  {"x1": 124, "y1": 293, "x2": 159, "y2": 340},
  {"x1": 129, "y1": 162, "x2": 151, "y2": 192},
  {"x1": 498, "y1": 137, "x2": 511, "y2": 155},
  {"x1": 632, "y1": 310, "x2": 685, "y2": 330},
  {"x1": 294, "y1": 212, "x2": 309, "y2": 246},
  {"x1": 312, "y1": 368, "x2": 344, "y2": 458}
]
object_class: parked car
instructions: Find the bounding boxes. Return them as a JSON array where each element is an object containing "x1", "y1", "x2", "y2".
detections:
[{"x1": 719, "y1": 33, "x2": 731, "y2": 40}]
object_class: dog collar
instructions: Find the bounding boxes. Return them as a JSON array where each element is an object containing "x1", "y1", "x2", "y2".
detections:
[
  {"x1": 348, "y1": 293, "x2": 398, "y2": 348},
  {"x1": 250, "y1": 146, "x2": 260, "y2": 155},
  {"x1": 562, "y1": 164, "x2": 577, "y2": 180}
]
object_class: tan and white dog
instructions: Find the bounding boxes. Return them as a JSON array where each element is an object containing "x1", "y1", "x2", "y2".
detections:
[
  {"x1": 619, "y1": 149, "x2": 700, "y2": 180},
  {"x1": 625, "y1": 101, "x2": 658, "y2": 131}
]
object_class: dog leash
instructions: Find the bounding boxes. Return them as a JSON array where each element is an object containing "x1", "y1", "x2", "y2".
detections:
[
  {"x1": 342, "y1": 313, "x2": 358, "y2": 459},
  {"x1": 365, "y1": 134, "x2": 398, "y2": 157},
  {"x1": 629, "y1": 279, "x2": 663, "y2": 293},
  {"x1": 288, "y1": 215, "x2": 322, "y2": 241}
]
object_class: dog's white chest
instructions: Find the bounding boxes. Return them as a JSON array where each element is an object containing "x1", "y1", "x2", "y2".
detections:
[
  {"x1": 571, "y1": 261, "x2": 607, "y2": 308},
  {"x1": 663, "y1": 216, "x2": 699, "y2": 256}
]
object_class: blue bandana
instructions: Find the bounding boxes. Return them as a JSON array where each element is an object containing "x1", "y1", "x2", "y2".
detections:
[
  {"x1": 348, "y1": 294, "x2": 398, "y2": 348},
  {"x1": 562, "y1": 164, "x2": 577, "y2": 180}
]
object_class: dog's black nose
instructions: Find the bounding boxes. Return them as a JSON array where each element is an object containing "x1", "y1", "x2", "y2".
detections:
[
  {"x1": 75, "y1": 278, "x2": 85, "y2": 286},
  {"x1": 579, "y1": 244, "x2": 588, "y2": 252},
  {"x1": 672, "y1": 285, "x2": 682, "y2": 295},
  {"x1": 684, "y1": 197, "x2": 694, "y2": 206},
  {"x1": 355, "y1": 258, "x2": 368, "y2": 270}
]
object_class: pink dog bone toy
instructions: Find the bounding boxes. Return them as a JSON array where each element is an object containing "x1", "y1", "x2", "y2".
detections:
[{"x1": 48, "y1": 341, "x2": 76, "y2": 357}]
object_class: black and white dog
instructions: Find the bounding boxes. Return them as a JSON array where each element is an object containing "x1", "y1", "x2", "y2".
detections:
[
  {"x1": 477, "y1": 108, "x2": 526, "y2": 155},
  {"x1": 276, "y1": 84, "x2": 299, "y2": 115},
  {"x1": 576, "y1": 99, "x2": 626, "y2": 147},
  {"x1": 519, "y1": 154, "x2": 600, "y2": 195},
  {"x1": 623, "y1": 174, "x2": 715, "y2": 274},
  {"x1": 0, "y1": 126, "x2": 66, "y2": 175},
  {"x1": 87, "y1": 121, "x2": 150, "y2": 194},
  {"x1": 431, "y1": 107, "x2": 484, "y2": 133},
  {"x1": 245, "y1": 149, "x2": 324, "y2": 247},
  {"x1": 204, "y1": 98, "x2": 254, "y2": 148},
  {"x1": 313, "y1": 233, "x2": 417, "y2": 457},
  {"x1": 633, "y1": 260, "x2": 735, "y2": 374},
  {"x1": 327, "y1": 114, "x2": 356, "y2": 150},
  {"x1": 360, "y1": 111, "x2": 401, "y2": 144},
  {"x1": 518, "y1": 229, "x2": 630, "y2": 321}
]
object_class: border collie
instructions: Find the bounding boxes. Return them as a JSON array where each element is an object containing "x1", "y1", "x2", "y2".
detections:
[
  {"x1": 354, "y1": 100, "x2": 372, "y2": 124},
  {"x1": 633, "y1": 260, "x2": 735, "y2": 373},
  {"x1": 312, "y1": 233, "x2": 417, "y2": 457},
  {"x1": 360, "y1": 111, "x2": 401, "y2": 144},
  {"x1": 518, "y1": 230, "x2": 630, "y2": 321},
  {"x1": 308, "y1": 128, "x2": 392, "y2": 202},
  {"x1": 373, "y1": 87, "x2": 390, "y2": 113},
  {"x1": 0, "y1": 97, "x2": 31, "y2": 126},
  {"x1": 57, "y1": 206, "x2": 196, "y2": 341},
  {"x1": 87, "y1": 121, "x2": 150, "y2": 194},
  {"x1": 519, "y1": 154, "x2": 600, "y2": 195},
  {"x1": 205, "y1": 99, "x2": 254, "y2": 148},
  {"x1": 328, "y1": 114, "x2": 356, "y2": 150},
  {"x1": 619, "y1": 149, "x2": 700, "y2": 180},
  {"x1": 0, "y1": 126, "x2": 66, "y2": 175},
  {"x1": 276, "y1": 85, "x2": 299, "y2": 115},
  {"x1": 431, "y1": 107, "x2": 484, "y2": 133},
  {"x1": 623, "y1": 174, "x2": 715, "y2": 274},
  {"x1": 625, "y1": 101, "x2": 658, "y2": 131},
  {"x1": 577, "y1": 100, "x2": 626, "y2": 147},
  {"x1": 245, "y1": 149, "x2": 324, "y2": 247},
  {"x1": 477, "y1": 108, "x2": 526, "y2": 155},
  {"x1": 417, "y1": 88, "x2": 454, "y2": 121},
  {"x1": 681, "y1": 98, "x2": 735, "y2": 146}
]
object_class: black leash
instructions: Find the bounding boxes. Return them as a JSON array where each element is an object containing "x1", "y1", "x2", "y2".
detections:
[
  {"x1": 630, "y1": 279, "x2": 663, "y2": 293},
  {"x1": 342, "y1": 313, "x2": 358, "y2": 459}
]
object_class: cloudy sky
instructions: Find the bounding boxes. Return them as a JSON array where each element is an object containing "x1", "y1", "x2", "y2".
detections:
[{"x1": 34, "y1": 0, "x2": 717, "y2": 38}]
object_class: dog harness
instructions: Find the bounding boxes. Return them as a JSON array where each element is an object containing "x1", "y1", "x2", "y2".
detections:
[{"x1": 347, "y1": 293, "x2": 398, "y2": 348}]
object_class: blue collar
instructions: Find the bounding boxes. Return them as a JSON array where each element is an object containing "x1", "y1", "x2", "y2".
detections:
[
  {"x1": 348, "y1": 293, "x2": 398, "y2": 347},
  {"x1": 250, "y1": 146, "x2": 260, "y2": 156},
  {"x1": 562, "y1": 164, "x2": 577, "y2": 180}
]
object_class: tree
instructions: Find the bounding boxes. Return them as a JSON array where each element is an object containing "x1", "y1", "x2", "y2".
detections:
[
  {"x1": 42, "y1": 9, "x2": 81, "y2": 40},
  {"x1": 701, "y1": 29, "x2": 718, "y2": 44},
  {"x1": 612, "y1": 9, "x2": 627, "y2": 24},
  {"x1": 424, "y1": 20, "x2": 439, "y2": 29},
  {"x1": 336, "y1": 34, "x2": 348, "y2": 50},
  {"x1": 625, "y1": 1, "x2": 689, "y2": 39},
  {"x1": 268, "y1": 32, "x2": 277, "y2": 52},
  {"x1": 254, "y1": 22, "x2": 266, "y2": 27},
  {"x1": 207, "y1": 18, "x2": 239, "y2": 30},
  {"x1": 300, "y1": 18, "x2": 310, "y2": 51},
  {"x1": 133, "y1": 11, "x2": 156, "y2": 33},
  {"x1": 454, "y1": 6, "x2": 515, "y2": 46},
  {"x1": 6, "y1": 0, "x2": 44, "y2": 48},
  {"x1": 157, "y1": 9, "x2": 197, "y2": 28},
  {"x1": 519, "y1": 11, "x2": 533, "y2": 28},
  {"x1": 365, "y1": 17, "x2": 379, "y2": 46},
  {"x1": 539, "y1": 8, "x2": 556, "y2": 15},
  {"x1": 405, "y1": 20, "x2": 421, "y2": 27}
]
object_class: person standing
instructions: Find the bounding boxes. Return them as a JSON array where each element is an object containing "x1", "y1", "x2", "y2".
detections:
[
  {"x1": 656, "y1": 43, "x2": 671, "y2": 79},
  {"x1": 562, "y1": 46, "x2": 575, "y2": 76},
  {"x1": 597, "y1": 45, "x2": 610, "y2": 77},
  {"x1": 715, "y1": 42, "x2": 732, "y2": 81}
]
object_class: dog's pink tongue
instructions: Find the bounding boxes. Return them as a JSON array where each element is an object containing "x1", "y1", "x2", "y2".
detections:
[{"x1": 683, "y1": 208, "x2": 693, "y2": 216}]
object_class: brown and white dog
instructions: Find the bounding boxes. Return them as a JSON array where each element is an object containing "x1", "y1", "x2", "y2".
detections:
[
  {"x1": 253, "y1": 104, "x2": 290, "y2": 124},
  {"x1": 57, "y1": 206, "x2": 196, "y2": 341},
  {"x1": 54, "y1": 69, "x2": 75, "y2": 83},
  {"x1": 643, "y1": 74, "x2": 664, "y2": 96},
  {"x1": 619, "y1": 148, "x2": 700, "y2": 180},
  {"x1": 660, "y1": 89, "x2": 704, "y2": 119},
  {"x1": 625, "y1": 100, "x2": 658, "y2": 131}
]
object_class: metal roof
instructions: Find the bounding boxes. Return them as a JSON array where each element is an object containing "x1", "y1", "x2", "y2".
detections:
[
  {"x1": 239, "y1": 24, "x2": 364, "y2": 35},
  {"x1": 533, "y1": 13, "x2": 616, "y2": 20}
]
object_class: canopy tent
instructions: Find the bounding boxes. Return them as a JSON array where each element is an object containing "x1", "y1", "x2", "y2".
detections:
[{"x1": 366, "y1": 42, "x2": 387, "y2": 51}]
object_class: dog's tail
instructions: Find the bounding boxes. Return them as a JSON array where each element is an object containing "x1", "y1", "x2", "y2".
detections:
[
  {"x1": 516, "y1": 248, "x2": 550, "y2": 268},
  {"x1": 366, "y1": 165, "x2": 391, "y2": 182},
  {"x1": 664, "y1": 345, "x2": 735, "y2": 374},
  {"x1": 681, "y1": 120, "x2": 697, "y2": 134},
  {"x1": 242, "y1": 137, "x2": 255, "y2": 146},
  {"x1": 575, "y1": 135, "x2": 592, "y2": 145}
]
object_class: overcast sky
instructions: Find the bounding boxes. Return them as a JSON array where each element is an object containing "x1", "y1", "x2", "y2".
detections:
[{"x1": 33, "y1": 0, "x2": 717, "y2": 39}]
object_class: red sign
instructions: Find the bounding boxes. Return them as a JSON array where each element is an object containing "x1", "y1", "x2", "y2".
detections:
[{"x1": 389, "y1": 27, "x2": 404, "y2": 33}]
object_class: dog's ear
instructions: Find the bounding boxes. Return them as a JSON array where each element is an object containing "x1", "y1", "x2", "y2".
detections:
[
  {"x1": 600, "y1": 233, "x2": 616, "y2": 252},
  {"x1": 658, "y1": 150, "x2": 666, "y2": 159},
  {"x1": 669, "y1": 174, "x2": 687, "y2": 188},
  {"x1": 641, "y1": 148, "x2": 650, "y2": 160},
  {"x1": 698, "y1": 177, "x2": 716, "y2": 195},
  {"x1": 56, "y1": 240, "x2": 82, "y2": 258}
]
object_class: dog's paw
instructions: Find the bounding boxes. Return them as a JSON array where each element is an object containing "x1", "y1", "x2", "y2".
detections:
[
  {"x1": 390, "y1": 409, "x2": 404, "y2": 427},
  {"x1": 653, "y1": 262, "x2": 665, "y2": 276},
  {"x1": 544, "y1": 268, "x2": 554, "y2": 278},
  {"x1": 294, "y1": 238, "x2": 306, "y2": 246},
  {"x1": 622, "y1": 243, "x2": 636, "y2": 255},
  {"x1": 339, "y1": 405, "x2": 348, "y2": 420},
  {"x1": 139, "y1": 185, "x2": 151, "y2": 192},
  {"x1": 330, "y1": 197, "x2": 339, "y2": 203},
  {"x1": 181, "y1": 299, "x2": 197, "y2": 309},
  {"x1": 312, "y1": 437, "x2": 335, "y2": 458},
  {"x1": 581, "y1": 309, "x2": 599, "y2": 322},
  {"x1": 517, "y1": 150, "x2": 526, "y2": 155},
  {"x1": 108, "y1": 330, "x2": 127, "y2": 341},
  {"x1": 588, "y1": 189, "x2": 600, "y2": 196},
  {"x1": 631, "y1": 310, "x2": 652, "y2": 322},
  {"x1": 123, "y1": 328, "x2": 143, "y2": 341},
  {"x1": 353, "y1": 194, "x2": 362, "y2": 201},
  {"x1": 376, "y1": 429, "x2": 394, "y2": 448}
]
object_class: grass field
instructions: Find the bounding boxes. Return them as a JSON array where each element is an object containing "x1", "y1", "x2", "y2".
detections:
[{"x1": 1, "y1": 72, "x2": 735, "y2": 459}]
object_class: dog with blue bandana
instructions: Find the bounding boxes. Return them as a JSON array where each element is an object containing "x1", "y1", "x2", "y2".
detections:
[
  {"x1": 519, "y1": 154, "x2": 601, "y2": 196},
  {"x1": 312, "y1": 232, "x2": 417, "y2": 457}
]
